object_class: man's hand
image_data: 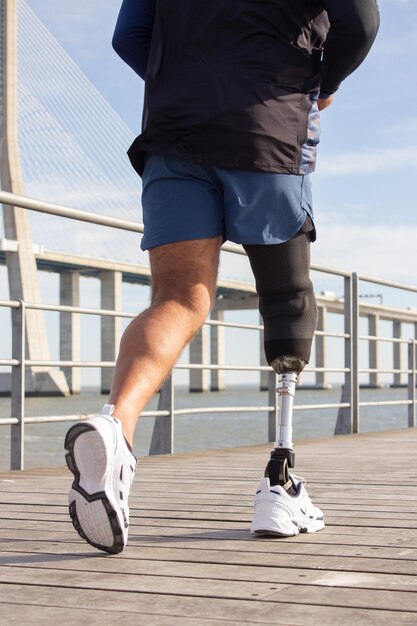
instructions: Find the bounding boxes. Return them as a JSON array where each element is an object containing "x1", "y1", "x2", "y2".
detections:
[{"x1": 317, "y1": 95, "x2": 334, "y2": 111}]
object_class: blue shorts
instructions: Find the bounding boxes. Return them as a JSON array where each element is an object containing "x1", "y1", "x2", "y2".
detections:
[{"x1": 140, "y1": 154, "x2": 315, "y2": 251}]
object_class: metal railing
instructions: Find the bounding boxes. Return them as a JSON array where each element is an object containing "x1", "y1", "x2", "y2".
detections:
[{"x1": 1, "y1": 191, "x2": 416, "y2": 469}]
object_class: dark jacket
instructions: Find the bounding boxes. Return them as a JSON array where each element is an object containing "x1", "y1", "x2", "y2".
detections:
[{"x1": 113, "y1": 0, "x2": 380, "y2": 176}]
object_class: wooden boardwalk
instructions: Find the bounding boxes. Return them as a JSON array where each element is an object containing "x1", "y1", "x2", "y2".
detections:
[{"x1": 0, "y1": 428, "x2": 416, "y2": 625}]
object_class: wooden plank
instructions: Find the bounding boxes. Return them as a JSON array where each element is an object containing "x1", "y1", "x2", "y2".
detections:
[
  {"x1": 0, "y1": 565, "x2": 289, "y2": 601},
  {"x1": 1, "y1": 551, "x2": 417, "y2": 594},
  {"x1": 1, "y1": 536, "x2": 417, "y2": 559},
  {"x1": 0, "y1": 584, "x2": 416, "y2": 626},
  {"x1": 0, "y1": 602, "x2": 230, "y2": 626}
]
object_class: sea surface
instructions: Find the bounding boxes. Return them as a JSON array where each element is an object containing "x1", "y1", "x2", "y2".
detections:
[{"x1": 0, "y1": 385, "x2": 411, "y2": 471}]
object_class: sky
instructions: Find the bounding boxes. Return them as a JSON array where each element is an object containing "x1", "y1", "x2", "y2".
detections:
[{"x1": 25, "y1": 0, "x2": 417, "y2": 287}]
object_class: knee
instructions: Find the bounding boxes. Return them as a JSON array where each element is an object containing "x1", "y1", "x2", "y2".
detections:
[
  {"x1": 259, "y1": 281, "x2": 316, "y2": 321},
  {"x1": 152, "y1": 282, "x2": 213, "y2": 328}
]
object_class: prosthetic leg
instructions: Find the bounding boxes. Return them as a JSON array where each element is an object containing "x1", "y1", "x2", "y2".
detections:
[
  {"x1": 246, "y1": 222, "x2": 325, "y2": 535},
  {"x1": 265, "y1": 357, "x2": 306, "y2": 491},
  {"x1": 243, "y1": 225, "x2": 316, "y2": 492}
]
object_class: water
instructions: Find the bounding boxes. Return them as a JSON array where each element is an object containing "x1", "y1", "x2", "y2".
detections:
[{"x1": 0, "y1": 385, "x2": 410, "y2": 471}]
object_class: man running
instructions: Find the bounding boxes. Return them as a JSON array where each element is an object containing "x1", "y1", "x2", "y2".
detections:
[{"x1": 65, "y1": 0, "x2": 379, "y2": 553}]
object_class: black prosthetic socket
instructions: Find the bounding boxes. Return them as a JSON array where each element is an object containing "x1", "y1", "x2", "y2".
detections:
[
  {"x1": 265, "y1": 448, "x2": 296, "y2": 495},
  {"x1": 243, "y1": 223, "x2": 317, "y2": 366}
]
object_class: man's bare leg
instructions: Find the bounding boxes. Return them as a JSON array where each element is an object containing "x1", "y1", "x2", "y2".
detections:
[
  {"x1": 65, "y1": 236, "x2": 222, "y2": 553},
  {"x1": 108, "y1": 236, "x2": 223, "y2": 445}
]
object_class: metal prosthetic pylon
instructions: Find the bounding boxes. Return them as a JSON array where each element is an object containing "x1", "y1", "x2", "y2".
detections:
[{"x1": 265, "y1": 371, "x2": 298, "y2": 488}]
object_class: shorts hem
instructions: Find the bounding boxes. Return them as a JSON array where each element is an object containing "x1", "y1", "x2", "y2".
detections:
[{"x1": 141, "y1": 231, "x2": 223, "y2": 251}]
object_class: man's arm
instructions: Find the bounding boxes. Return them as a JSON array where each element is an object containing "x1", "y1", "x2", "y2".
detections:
[
  {"x1": 112, "y1": 0, "x2": 156, "y2": 80},
  {"x1": 319, "y1": 0, "x2": 380, "y2": 98}
]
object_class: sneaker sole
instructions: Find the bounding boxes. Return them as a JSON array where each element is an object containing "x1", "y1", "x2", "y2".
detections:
[
  {"x1": 65, "y1": 423, "x2": 126, "y2": 554},
  {"x1": 251, "y1": 516, "x2": 325, "y2": 537}
]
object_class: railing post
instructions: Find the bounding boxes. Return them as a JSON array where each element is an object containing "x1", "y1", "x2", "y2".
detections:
[
  {"x1": 267, "y1": 369, "x2": 277, "y2": 443},
  {"x1": 100, "y1": 270, "x2": 122, "y2": 394},
  {"x1": 335, "y1": 274, "x2": 358, "y2": 434},
  {"x1": 408, "y1": 341, "x2": 416, "y2": 428},
  {"x1": 351, "y1": 273, "x2": 360, "y2": 433},
  {"x1": 315, "y1": 305, "x2": 329, "y2": 389},
  {"x1": 210, "y1": 310, "x2": 225, "y2": 391},
  {"x1": 60, "y1": 271, "x2": 80, "y2": 393},
  {"x1": 189, "y1": 327, "x2": 209, "y2": 392},
  {"x1": 368, "y1": 313, "x2": 380, "y2": 388},
  {"x1": 149, "y1": 375, "x2": 175, "y2": 455},
  {"x1": 392, "y1": 321, "x2": 404, "y2": 388},
  {"x1": 259, "y1": 314, "x2": 268, "y2": 391},
  {"x1": 10, "y1": 300, "x2": 25, "y2": 470}
]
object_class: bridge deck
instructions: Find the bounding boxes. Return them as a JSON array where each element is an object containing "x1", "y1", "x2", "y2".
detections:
[{"x1": 0, "y1": 428, "x2": 416, "y2": 625}]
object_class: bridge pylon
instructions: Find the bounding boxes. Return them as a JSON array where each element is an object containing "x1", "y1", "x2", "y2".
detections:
[{"x1": 0, "y1": 0, "x2": 69, "y2": 396}]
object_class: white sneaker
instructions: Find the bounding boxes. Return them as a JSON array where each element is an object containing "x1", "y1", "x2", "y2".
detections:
[
  {"x1": 64, "y1": 404, "x2": 136, "y2": 554},
  {"x1": 251, "y1": 475, "x2": 324, "y2": 537}
]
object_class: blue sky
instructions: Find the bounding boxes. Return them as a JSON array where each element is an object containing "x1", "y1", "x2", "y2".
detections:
[{"x1": 25, "y1": 0, "x2": 417, "y2": 286}]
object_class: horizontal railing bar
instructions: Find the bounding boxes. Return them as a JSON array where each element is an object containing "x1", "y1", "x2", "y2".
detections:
[
  {"x1": 0, "y1": 418, "x2": 19, "y2": 426},
  {"x1": 161, "y1": 402, "x2": 352, "y2": 416},
  {"x1": 0, "y1": 359, "x2": 18, "y2": 366},
  {"x1": 296, "y1": 367, "x2": 350, "y2": 373},
  {"x1": 176, "y1": 364, "x2": 350, "y2": 373},
  {"x1": 358, "y1": 272, "x2": 417, "y2": 294},
  {"x1": 314, "y1": 331, "x2": 349, "y2": 338},
  {"x1": 205, "y1": 319, "x2": 263, "y2": 331},
  {"x1": 359, "y1": 368, "x2": 412, "y2": 374},
  {"x1": 23, "y1": 360, "x2": 274, "y2": 372},
  {"x1": 311, "y1": 263, "x2": 351, "y2": 278},
  {"x1": 24, "y1": 302, "x2": 137, "y2": 319},
  {"x1": 23, "y1": 410, "x2": 170, "y2": 424},
  {"x1": 0, "y1": 299, "x2": 20, "y2": 309},
  {"x1": 6, "y1": 400, "x2": 415, "y2": 424},
  {"x1": 21, "y1": 359, "x2": 350, "y2": 374},
  {"x1": 359, "y1": 335, "x2": 414, "y2": 345},
  {"x1": 359, "y1": 400, "x2": 412, "y2": 407},
  {"x1": 174, "y1": 406, "x2": 273, "y2": 416},
  {"x1": 0, "y1": 190, "x2": 145, "y2": 234},
  {"x1": 0, "y1": 403, "x2": 354, "y2": 427},
  {"x1": 0, "y1": 410, "x2": 170, "y2": 427},
  {"x1": 156, "y1": 402, "x2": 352, "y2": 416},
  {"x1": 176, "y1": 363, "x2": 270, "y2": 371},
  {"x1": 25, "y1": 360, "x2": 116, "y2": 368},
  {"x1": 294, "y1": 402, "x2": 351, "y2": 411}
]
